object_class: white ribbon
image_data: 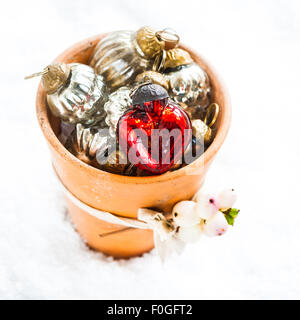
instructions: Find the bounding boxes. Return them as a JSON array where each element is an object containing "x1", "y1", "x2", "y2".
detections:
[
  {"x1": 54, "y1": 173, "x2": 184, "y2": 260},
  {"x1": 137, "y1": 209, "x2": 186, "y2": 261}
]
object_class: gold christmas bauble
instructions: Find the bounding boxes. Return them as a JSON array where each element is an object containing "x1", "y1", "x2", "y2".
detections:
[{"x1": 192, "y1": 119, "x2": 212, "y2": 144}]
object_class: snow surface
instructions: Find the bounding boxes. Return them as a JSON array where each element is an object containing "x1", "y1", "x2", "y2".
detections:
[{"x1": 0, "y1": 0, "x2": 300, "y2": 299}]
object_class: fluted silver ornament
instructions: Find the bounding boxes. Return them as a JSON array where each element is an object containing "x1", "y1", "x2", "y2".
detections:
[
  {"x1": 46, "y1": 63, "x2": 107, "y2": 125},
  {"x1": 104, "y1": 87, "x2": 132, "y2": 137},
  {"x1": 88, "y1": 26, "x2": 179, "y2": 90},
  {"x1": 166, "y1": 63, "x2": 211, "y2": 109},
  {"x1": 66, "y1": 123, "x2": 111, "y2": 167},
  {"x1": 89, "y1": 30, "x2": 151, "y2": 90}
]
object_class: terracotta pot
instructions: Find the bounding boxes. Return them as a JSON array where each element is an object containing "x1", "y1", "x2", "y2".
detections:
[{"x1": 36, "y1": 35, "x2": 231, "y2": 258}]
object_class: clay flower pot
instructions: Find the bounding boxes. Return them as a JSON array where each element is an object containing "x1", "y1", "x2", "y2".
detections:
[{"x1": 36, "y1": 35, "x2": 231, "y2": 258}]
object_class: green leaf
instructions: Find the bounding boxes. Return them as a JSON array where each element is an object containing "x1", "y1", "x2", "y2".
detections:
[
  {"x1": 228, "y1": 208, "x2": 240, "y2": 218},
  {"x1": 225, "y1": 214, "x2": 234, "y2": 226},
  {"x1": 223, "y1": 208, "x2": 240, "y2": 226}
]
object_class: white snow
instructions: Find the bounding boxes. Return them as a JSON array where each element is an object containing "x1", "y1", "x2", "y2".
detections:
[{"x1": 0, "y1": 0, "x2": 300, "y2": 299}]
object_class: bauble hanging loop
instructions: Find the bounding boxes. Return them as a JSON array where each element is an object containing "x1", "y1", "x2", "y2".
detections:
[
  {"x1": 203, "y1": 102, "x2": 219, "y2": 128},
  {"x1": 155, "y1": 28, "x2": 180, "y2": 51},
  {"x1": 152, "y1": 49, "x2": 167, "y2": 72}
]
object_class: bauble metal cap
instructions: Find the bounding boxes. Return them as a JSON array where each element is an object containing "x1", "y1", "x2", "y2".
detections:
[{"x1": 131, "y1": 83, "x2": 169, "y2": 105}]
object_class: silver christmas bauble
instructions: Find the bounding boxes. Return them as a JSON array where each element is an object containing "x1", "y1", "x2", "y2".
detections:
[
  {"x1": 47, "y1": 63, "x2": 107, "y2": 125},
  {"x1": 89, "y1": 27, "x2": 167, "y2": 90},
  {"x1": 89, "y1": 31, "x2": 150, "y2": 90},
  {"x1": 66, "y1": 123, "x2": 111, "y2": 167},
  {"x1": 104, "y1": 87, "x2": 132, "y2": 137},
  {"x1": 165, "y1": 63, "x2": 211, "y2": 108}
]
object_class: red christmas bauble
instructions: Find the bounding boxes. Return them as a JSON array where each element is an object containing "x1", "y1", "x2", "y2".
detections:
[{"x1": 117, "y1": 84, "x2": 192, "y2": 174}]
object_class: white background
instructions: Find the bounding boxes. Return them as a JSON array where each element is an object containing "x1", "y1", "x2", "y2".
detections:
[{"x1": 0, "y1": 0, "x2": 299, "y2": 299}]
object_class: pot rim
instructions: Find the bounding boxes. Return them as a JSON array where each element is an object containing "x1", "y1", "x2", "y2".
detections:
[{"x1": 36, "y1": 34, "x2": 231, "y2": 185}]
